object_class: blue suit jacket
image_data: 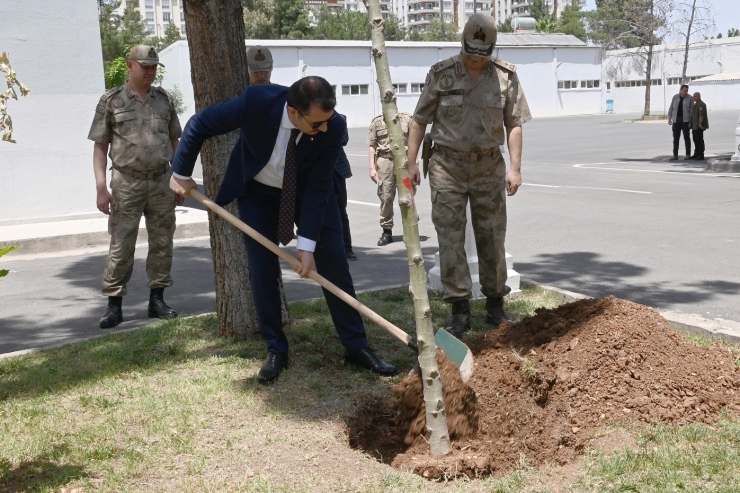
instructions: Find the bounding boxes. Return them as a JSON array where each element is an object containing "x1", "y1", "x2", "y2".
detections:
[{"x1": 172, "y1": 84, "x2": 346, "y2": 243}]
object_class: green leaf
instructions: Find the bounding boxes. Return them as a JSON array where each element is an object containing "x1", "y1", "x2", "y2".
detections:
[{"x1": 0, "y1": 245, "x2": 19, "y2": 258}]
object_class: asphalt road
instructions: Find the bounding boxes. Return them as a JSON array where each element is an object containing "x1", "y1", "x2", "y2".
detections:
[{"x1": 2, "y1": 111, "x2": 739, "y2": 355}]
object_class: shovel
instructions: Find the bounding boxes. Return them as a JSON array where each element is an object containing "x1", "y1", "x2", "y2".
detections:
[{"x1": 188, "y1": 188, "x2": 474, "y2": 382}]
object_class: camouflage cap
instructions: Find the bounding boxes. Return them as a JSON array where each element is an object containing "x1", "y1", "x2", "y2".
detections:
[
  {"x1": 247, "y1": 46, "x2": 273, "y2": 71},
  {"x1": 461, "y1": 13, "x2": 497, "y2": 57},
  {"x1": 128, "y1": 44, "x2": 164, "y2": 67}
]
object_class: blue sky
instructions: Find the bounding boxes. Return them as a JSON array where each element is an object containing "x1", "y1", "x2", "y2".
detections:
[{"x1": 583, "y1": 0, "x2": 739, "y2": 39}]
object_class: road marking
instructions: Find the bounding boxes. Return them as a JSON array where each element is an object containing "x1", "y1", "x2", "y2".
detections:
[
  {"x1": 345, "y1": 153, "x2": 367, "y2": 157},
  {"x1": 347, "y1": 199, "x2": 380, "y2": 207},
  {"x1": 572, "y1": 163, "x2": 740, "y2": 178},
  {"x1": 524, "y1": 183, "x2": 652, "y2": 194}
]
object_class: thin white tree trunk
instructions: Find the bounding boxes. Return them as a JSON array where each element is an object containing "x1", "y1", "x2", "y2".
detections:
[{"x1": 365, "y1": 0, "x2": 451, "y2": 457}]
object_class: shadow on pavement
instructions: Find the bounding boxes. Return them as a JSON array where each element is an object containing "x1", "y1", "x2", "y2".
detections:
[{"x1": 518, "y1": 251, "x2": 740, "y2": 309}]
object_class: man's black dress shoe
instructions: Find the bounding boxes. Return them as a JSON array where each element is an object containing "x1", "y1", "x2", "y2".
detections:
[
  {"x1": 148, "y1": 288, "x2": 178, "y2": 319},
  {"x1": 344, "y1": 347, "x2": 398, "y2": 376},
  {"x1": 257, "y1": 352, "x2": 289, "y2": 385},
  {"x1": 346, "y1": 249, "x2": 358, "y2": 261}
]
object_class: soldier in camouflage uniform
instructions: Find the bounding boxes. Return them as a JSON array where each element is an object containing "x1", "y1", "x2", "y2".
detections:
[
  {"x1": 88, "y1": 45, "x2": 183, "y2": 329},
  {"x1": 406, "y1": 14, "x2": 532, "y2": 336},
  {"x1": 367, "y1": 111, "x2": 413, "y2": 246}
]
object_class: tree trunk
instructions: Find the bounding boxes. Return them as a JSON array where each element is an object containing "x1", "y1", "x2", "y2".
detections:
[
  {"x1": 681, "y1": 0, "x2": 697, "y2": 83},
  {"x1": 365, "y1": 0, "x2": 451, "y2": 457},
  {"x1": 182, "y1": 0, "x2": 289, "y2": 338},
  {"x1": 643, "y1": 0, "x2": 655, "y2": 117}
]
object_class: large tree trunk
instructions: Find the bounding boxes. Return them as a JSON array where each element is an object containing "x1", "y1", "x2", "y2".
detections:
[
  {"x1": 182, "y1": 0, "x2": 289, "y2": 338},
  {"x1": 681, "y1": 0, "x2": 697, "y2": 83},
  {"x1": 643, "y1": 0, "x2": 655, "y2": 117},
  {"x1": 366, "y1": 0, "x2": 451, "y2": 457}
]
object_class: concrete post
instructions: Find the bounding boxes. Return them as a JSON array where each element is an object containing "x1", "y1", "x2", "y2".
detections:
[
  {"x1": 732, "y1": 115, "x2": 740, "y2": 163},
  {"x1": 427, "y1": 204, "x2": 521, "y2": 299}
]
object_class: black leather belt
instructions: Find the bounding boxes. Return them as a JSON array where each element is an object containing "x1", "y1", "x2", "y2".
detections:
[
  {"x1": 113, "y1": 164, "x2": 170, "y2": 180},
  {"x1": 433, "y1": 144, "x2": 499, "y2": 162}
]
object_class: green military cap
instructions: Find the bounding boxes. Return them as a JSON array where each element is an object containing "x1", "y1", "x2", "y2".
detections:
[
  {"x1": 128, "y1": 44, "x2": 164, "y2": 67},
  {"x1": 247, "y1": 45, "x2": 273, "y2": 71},
  {"x1": 462, "y1": 13, "x2": 497, "y2": 57}
]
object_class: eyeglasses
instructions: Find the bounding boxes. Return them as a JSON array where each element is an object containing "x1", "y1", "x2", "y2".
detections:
[{"x1": 299, "y1": 110, "x2": 337, "y2": 130}]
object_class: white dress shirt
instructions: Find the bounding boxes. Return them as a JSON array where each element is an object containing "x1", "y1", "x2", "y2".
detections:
[{"x1": 173, "y1": 103, "x2": 316, "y2": 252}]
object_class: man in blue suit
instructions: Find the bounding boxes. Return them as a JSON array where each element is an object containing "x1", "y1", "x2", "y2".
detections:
[{"x1": 169, "y1": 76, "x2": 397, "y2": 384}]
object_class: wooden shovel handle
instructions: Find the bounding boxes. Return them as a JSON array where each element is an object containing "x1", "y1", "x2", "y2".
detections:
[{"x1": 188, "y1": 188, "x2": 416, "y2": 348}]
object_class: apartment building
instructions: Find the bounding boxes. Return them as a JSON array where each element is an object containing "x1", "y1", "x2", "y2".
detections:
[
  {"x1": 495, "y1": 0, "x2": 587, "y2": 23},
  {"x1": 407, "y1": 0, "x2": 494, "y2": 32},
  {"x1": 118, "y1": 0, "x2": 187, "y2": 39},
  {"x1": 343, "y1": 0, "x2": 395, "y2": 20}
]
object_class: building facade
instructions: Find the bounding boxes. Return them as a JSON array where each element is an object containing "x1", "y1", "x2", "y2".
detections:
[
  {"x1": 406, "y1": 1, "x2": 494, "y2": 32},
  {"x1": 118, "y1": 0, "x2": 187, "y2": 39},
  {"x1": 495, "y1": 0, "x2": 587, "y2": 23}
]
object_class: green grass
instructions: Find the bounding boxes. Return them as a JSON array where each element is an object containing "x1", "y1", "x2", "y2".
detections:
[{"x1": 1, "y1": 287, "x2": 739, "y2": 492}]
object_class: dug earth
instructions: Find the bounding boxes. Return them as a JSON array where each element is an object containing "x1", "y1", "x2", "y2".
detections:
[{"x1": 347, "y1": 296, "x2": 740, "y2": 480}]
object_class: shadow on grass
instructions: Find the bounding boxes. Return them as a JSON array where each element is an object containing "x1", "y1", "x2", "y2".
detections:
[{"x1": 0, "y1": 447, "x2": 88, "y2": 493}]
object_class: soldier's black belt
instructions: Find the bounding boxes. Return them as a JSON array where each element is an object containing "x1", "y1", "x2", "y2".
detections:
[
  {"x1": 113, "y1": 164, "x2": 170, "y2": 180},
  {"x1": 433, "y1": 144, "x2": 499, "y2": 162}
]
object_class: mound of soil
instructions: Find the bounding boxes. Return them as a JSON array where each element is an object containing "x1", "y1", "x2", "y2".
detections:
[{"x1": 347, "y1": 297, "x2": 740, "y2": 480}]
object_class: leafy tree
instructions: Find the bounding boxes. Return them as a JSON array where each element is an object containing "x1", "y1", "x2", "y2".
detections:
[
  {"x1": 310, "y1": 6, "x2": 370, "y2": 40},
  {"x1": 422, "y1": 17, "x2": 460, "y2": 41},
  {"x1": 383, "y1": 14, "x2": 408, "y2": 41},
  {"x1": 153, "y1": 21, "x2": 182, "y2": 50},
  {"x1": 104, "y1": 55, "x2": 129, "y2": 89},
  {"x1": 530, "y1": 0, "x2": 553, "y2": 21},
  {"x1": 163, "y1": 85, "x2": 187, "y2": 115},
  {"x1": 557, "y1": 0, "x2": 587, "y2": 41},
  {"x1": 98, "y1": 0, "x2": 148, "y2": 66},
  {"x1": 274, "y1": 0, "x2": 310, "y2": 39},
  {"x1": 497, "y1": 16, "x2": 513, "y2": 33},
  {"x1": 537, "y1": 15, "x2": 557, "y2": 33},
  {"x1": 243, "y1": 0, "x2": 277, "y2": 38},
  {"x1": 728, "y1": 28, "x2": 740, "y2": 37},
  {"x1": 1, "y1": 52, "x2": 30, "y2": 144}
]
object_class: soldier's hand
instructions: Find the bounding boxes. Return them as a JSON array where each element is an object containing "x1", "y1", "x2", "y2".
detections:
[
  {"x1": 170, "y1": 175, "x2": 196, "y2": 197},
  {"x1": 668, "y1": 119, "x2": 673, "y2": 125},
  {"x1": 370, "y1": 168, "x2": 378, "y2": 184},
  {"x1": 174, "y1": 194, "x2": 185, "y2": 206},
  {"x1": 96, "y1": 189, "x2": 115, "y2": 215},
  {"x1": 294, "y1": 250, "x2": 315, "y2": 279},
  {"x1": 506, "y1": 170, "x2": 522, "y2": 196},
  {"x1": 408, "y1": 161, "x2": 421, "y2": 186}
]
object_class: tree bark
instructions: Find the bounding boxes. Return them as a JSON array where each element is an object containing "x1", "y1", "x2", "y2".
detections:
[
  {"x1": 365, "y1": 0, "x2": 451, "y2": 457},
  {"x1": 681, "y1": 0, "x2": 697, "y2": 83},
  {"x1": 182, "y1": 0, "x2": 289, "y2": 338},
  {"x1": 643, "y1": 0, "x2": 655, "y2": 117}
]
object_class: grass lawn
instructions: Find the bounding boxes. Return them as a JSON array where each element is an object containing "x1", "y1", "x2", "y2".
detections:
[{"x1": 2, "y1": 287, "x2": 739, "y2": 492}]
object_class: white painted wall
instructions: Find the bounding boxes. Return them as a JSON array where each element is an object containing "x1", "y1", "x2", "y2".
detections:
[
  {"x1": 606, "y1": 38, "x2": 740, "y2": 114},
  {"x1": 0, "y1": 0, "x2": 105, "y2": 224},
  {"x1": 159, "y1": 40, "x2": 604, "y2": 128}
]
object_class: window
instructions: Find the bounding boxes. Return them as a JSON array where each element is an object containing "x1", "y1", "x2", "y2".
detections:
[
  {"x1": 606, "y1": 82, "x2": 611, "y2": 90},
  {"x1": 580, "y1": 80, "x2": 600, "y2": 89},
  {"x1": 426, "y1": 2, "x2": 432, "y2": 8},
  {"x1": 410, "y1": 83, "x2": 425, "y2": 93},
  {"x1": 341, "y1": 84, "x2": 369, "y2": 95},
  {"x1": 393, "y1": 83, "x2": 407, "y2": 94},
  {"x1": 444, "y1": 2, "x2": 451, "y2": 7},
  {"x1": 180, "y1": 24, "x2": 186, "y2": 34},
  {"x1": 557, "y1": 80, "x2": 578, "y2": 89},
  {"x1": 163, "y1": 12, "x2": 171, "y2": 21},
  {"x1": 145, "y1": 0, "x2": 153, "y2": 7},
  {"x1": 426, "y1": 13, "x2": 434, "y2": 18},
  {"x1": 180, "y1": 11, "x2": 184, "y2": 21},
  {"x1": 146, "y1": 11, "x2": 154, "y2": 21},
  {"x1": 162, "y1": 0, "x2": 170, "y2": 8},
  {"x1": 146, "y1": 24, "x2": 155, "y2": 33},
  {"x1": 465, "y1": 2, "x2": 473, "y2": 8}
]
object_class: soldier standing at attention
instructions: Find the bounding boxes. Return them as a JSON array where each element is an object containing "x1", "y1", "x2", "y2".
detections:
[
  {"x1": 367, "y1": 111, "x2": 413, "y2": 246},
  {"x1": 89, "y1": 45, "x2": 183, "y2": 329},
  {"x1": 246, "y1": 45, "x2": 273, "y2": 85},
  {"x1": 406, "y1": 14, "x2": 532, "y2": 337}
]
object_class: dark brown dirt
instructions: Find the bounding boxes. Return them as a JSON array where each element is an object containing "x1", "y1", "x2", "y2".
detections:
[{"x1": 347, "y1": 296, "x2": 740, "y2": 480}]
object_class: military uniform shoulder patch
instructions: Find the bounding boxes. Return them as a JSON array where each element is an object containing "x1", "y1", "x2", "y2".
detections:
[
  {"x1": 493, "y1": 58, "x2": 516, "y2": 72},
  {"x1": 431, "y1": 58, "x2": 455, "y2": 73},
  {"x1": 101, "y1": 86, "x2": 124, "y2": 101},
  {"x1": 439, "y1": 73, "x2": 455, "y2": 89}
]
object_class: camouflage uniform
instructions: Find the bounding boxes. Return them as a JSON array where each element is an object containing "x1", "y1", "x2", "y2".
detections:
[
  {"x1": 413, "y1": 53, "x2": 531, "y2": 302},
  {"x1": 366, "y1": 112, "x2": 413, "y2": 230},
  {"x1": 88, "y1": 83, "x2": 182, "y2": 296}
]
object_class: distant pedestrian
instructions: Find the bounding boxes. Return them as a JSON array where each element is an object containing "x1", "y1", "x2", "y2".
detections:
[
  {"x1": 88, "y1": 45, "x2": 182, "y2": 329},
  {"x1": 246, "y1": 45, "x2": 273, "y2": 85},
  {"x1": 690, "y1": 92, "x2": 708, "y2": 160},
  {"x1": 367, "y1": 111, "x2": 413, "y2": 246},
  {"x1": 668, "y1": 84, "x2": 693, "y2": 160}
]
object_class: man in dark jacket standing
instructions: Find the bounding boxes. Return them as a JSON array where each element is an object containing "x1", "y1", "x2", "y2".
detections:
[
  {"x1": 690, "y1": 92, "x2": 708, "y2": 160},
  {"x1": 668, "y1": 84, "x2": 693, "y2": 160}
]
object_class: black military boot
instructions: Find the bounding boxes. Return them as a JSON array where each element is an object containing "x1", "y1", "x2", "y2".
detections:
[
  {"x1": 444, "y1": 300, "x2": 471, "y2": 337},
  {"x1": 148, "y1": 288, "x2": 178, "y2": 319},
  {"x1": 377, "y1": 229, "x2": 393, "y2": 246},
  {"x1": 485, "y1": 296, "x2": 513, "y2": 327},
  {"x1": 100, "y1": 296, "x2": 123, "y2": 329}
]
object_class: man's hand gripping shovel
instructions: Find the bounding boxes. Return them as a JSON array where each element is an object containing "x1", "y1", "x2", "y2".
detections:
[{"x1": 186, "y1": 187, "x2": 474, "y2": 382}]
